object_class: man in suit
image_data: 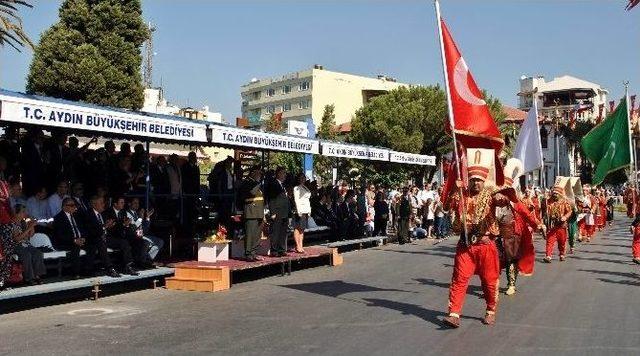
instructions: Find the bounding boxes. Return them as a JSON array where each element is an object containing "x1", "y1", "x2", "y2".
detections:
[
  {"x1": 397, "y1": 187, "x2": 412, "y2": 244},
  {"x1": 20, "y1": 129, "x2": 47, "y2": 197},
  {"x1": 103, "y1": 196, "x2": 139, "y2": 275},
  {"x1": 52, "y1": 197, "x2": 87, "y2": 277},
  {"x1": 267, "y1": 167, "x2": 290, "y2": 257},
  {"x1": 83, "y1": 195, "x2": 120, "y2": 277},
  {"x1": 45, "y1": 132, "x2": 69, "y2": 193},
  {"x1": 239, "y1": 166, "x2": 264, "y2": 261}
]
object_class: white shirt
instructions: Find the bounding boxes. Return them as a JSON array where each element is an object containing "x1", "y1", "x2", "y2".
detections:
[
  {"x1": 293, "y1": 184, "x2": 312, "y2": 215},
  {"x1": 26, "y1": 196, "x2": 52, "y2": 222}
]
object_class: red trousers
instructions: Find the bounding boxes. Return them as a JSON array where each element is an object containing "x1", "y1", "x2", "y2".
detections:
[
  {"x1": 578, "y1": 219, "x2": 586, "y2": 239},
  {"x1": 448, "y1": 241, "x2": 500, "y2": 316},
  {"x1": 546, "y1": 226, "x2": 567, "y2": 257},
  {"x1": 633, "y1": 234, "x2": 640, "y2": 258}
]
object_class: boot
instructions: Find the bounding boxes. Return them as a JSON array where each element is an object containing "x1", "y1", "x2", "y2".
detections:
[{"x1": 505, "y1": 285, "x2": 516, "y2": 296}]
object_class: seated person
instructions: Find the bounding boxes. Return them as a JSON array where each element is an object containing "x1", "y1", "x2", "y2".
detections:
[
  {"x1": 411, "y1": 216, "x2": 427, "y2": 239},
  {"x1": 48, "y1": 180, "x2": 69, "y2": 216},
  {"x1": 0, "y1": 204, "x2": 47, "y2": 285},
  {"x1": 52, "y1": 197, "x2": 87, "y2": 278},
  {"x1": 126, "y1": 197, "x2": 164, "y2": 263},
  {"x1": 26, "y1": 185, "x2": 53, "y2": 225},
  {"x1": 83, "y1": 196, "x2": 120, "y2": 278},
  {"x1": 103, "y1": 196, "x2": 147, "y2": 272}
]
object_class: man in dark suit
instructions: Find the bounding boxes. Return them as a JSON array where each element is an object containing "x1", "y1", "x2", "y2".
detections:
[
  {"x1": 239, "y1": 166, "x2": 264, "y2": 261},
  {"x1": 102, "y1": 196, "x2": 139, "y2": 275},
  {"x1": 83, "y1": 195, "x2": 120, "y2": 277},
  {"x1": 267, "y1": 167, "x2": 290, "y2": 257},
  {"x1": 181, "y1": 151, "x2": 201, "y2": 231},
  {"x1": 20, "y1": 129, "x2": 47, "y2": 197},
  {"x1": 397, "y1": 187, "x2": 412, "y2": 244},
  {"x1": 338, "y1": 190, "x2": 358, "y2": 240},
  {"x1": 52, "y1": 197, "x2": 87, "y2": 277},
  {"x1": 45, "y1": 132, "x2": 69, "y2": 193}
]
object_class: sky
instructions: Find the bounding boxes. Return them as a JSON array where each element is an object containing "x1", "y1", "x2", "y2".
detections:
[{"x1": 1, "y1": 0, "x2": 639, "y2": 123}]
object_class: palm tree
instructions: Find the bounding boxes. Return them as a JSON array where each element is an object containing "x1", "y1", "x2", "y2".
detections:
[{"x1": 0, "y1": 0, "x2": 33, "y2": 52}]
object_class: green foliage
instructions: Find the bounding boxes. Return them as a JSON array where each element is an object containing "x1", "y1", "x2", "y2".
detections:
[
  {"x1": 0, "y1": 0, "x2": 34, "y2": 52},
  {"x1": 483, "y1": 91, "x2": 516, "y2": 157},
  {"x1": 349, "y1": 85, "x2": 449, "y2": 184},
  {"x1": 263, "y1": 112, "x2": 302, "y2": 173},
  {"x1": 314, "y1": 104, "x2": 338, "y2": 183},
  {"x1": 26, "y1": 0, "x2": 147, "y2": 110}
]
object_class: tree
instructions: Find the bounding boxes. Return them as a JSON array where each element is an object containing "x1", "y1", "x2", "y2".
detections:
[
  {"x1": 314, "y1": 104, "x2": 338, "y2": 183},
  {"x1": 349, "y1": 86, "x2": 449, "y2": 185},
  {"x1": 26, "y1": 0, "x2": 147, "y2": 110},
  {"x1": 0, "y1": 0, "x2": 34, "y2": 52},
  {"x1": 483, "y1": 91, "x2": 517, "y2": 158},
  {"x1": 263, "y1": 113, "x2": 302, "y2": 174}
]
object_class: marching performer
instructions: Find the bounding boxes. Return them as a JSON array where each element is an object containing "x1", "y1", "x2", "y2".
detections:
[
  {"x1": 443, "y1": 152, "x2": 501, "y2": 328},
  {"x1": 581, "y1": 185, "x2": 597, "y2": 241},
  {"x1": 494, "y1": 159, "x2": 544, "y2": 296},
  {"x1": 624, "y1": 185, "x2": 636, "y2": 218},
  {"x1": 631, "y1": 214, "x2": 640, "y2": 265},
  {"x1": 543, "y1": 185, "x2": 573, "y2": 263}
]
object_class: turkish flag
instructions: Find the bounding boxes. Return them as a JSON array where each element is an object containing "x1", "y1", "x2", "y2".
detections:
[{"x1": 441, "y1": 19, "x2": 504, "y2": 152}]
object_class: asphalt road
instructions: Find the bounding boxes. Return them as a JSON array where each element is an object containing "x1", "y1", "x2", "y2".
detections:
[{"x1": 2, "y1": 218, "x2": 639, "y2": 356}]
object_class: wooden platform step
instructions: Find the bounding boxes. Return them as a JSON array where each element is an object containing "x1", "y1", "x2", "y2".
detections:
[{"x1": 165, "y1": 265, "x2": 230, "y2": 292}]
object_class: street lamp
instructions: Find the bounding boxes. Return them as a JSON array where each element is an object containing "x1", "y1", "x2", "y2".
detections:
[{"x1": 551, "y1": 99, "x2": 563, "y2": 180}]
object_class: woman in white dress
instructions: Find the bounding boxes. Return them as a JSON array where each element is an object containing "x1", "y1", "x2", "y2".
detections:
[{"x1": 293, "y1": 173, "x2": 311, "y2": 253}]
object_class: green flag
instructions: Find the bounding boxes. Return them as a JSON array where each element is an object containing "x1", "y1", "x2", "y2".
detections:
[{"x1": 581, "y1": 97, "x2": 631, "y2": 185}]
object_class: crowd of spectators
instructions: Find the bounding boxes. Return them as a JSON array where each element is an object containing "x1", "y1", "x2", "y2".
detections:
[{"x1": 0, "y1": 126, "x2": 452, "y2": 289}]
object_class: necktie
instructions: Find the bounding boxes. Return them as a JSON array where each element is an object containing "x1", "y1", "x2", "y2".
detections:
[
  {"x1": 70, "y1": 215, "x2": 80, "y2": 238},
  {"x1": 96, "y1": 212, "x2": 104, "y2": 225}
]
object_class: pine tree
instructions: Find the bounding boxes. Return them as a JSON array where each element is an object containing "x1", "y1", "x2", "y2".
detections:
[
  {"x1": 26, "y1": 0, "x2": 147, "y2": 110},
  {"x1": 314, "y1": 104, "x2": 338, "y2": 183}
]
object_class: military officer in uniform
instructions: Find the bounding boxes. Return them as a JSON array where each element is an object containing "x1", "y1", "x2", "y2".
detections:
[{"x1": 239, "y1": 166, "x2": 264, "y2": 261}]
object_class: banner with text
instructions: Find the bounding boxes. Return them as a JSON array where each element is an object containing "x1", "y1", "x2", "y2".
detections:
[
  {"x1": 389, "y1": 151, "x2": 436, "y2": 166},
  {"x1": 0, "y1": 93, "x2": 208, "y2": 142},
  {"x1": 210, "y1": 125, "x2": 319, "y2": 154},
  {"x1": 321, "y1": 142, "x2": 389, "y2": 161}
]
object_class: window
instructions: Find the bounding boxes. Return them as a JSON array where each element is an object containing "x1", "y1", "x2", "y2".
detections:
[
  {"x1": 266, "y1": 105, "x2": 275, "y2": 114},
  {"x1": 298, "y1": 100, "x2": 310, "y2": 110},
  {"x1": 252, "y1": 91, "x2": 261, "y2": 100},
  {"x1": 267, "y1": 88, "x2": 276, "y2": 97},
  {"x1": 299, "y1": 81, "x2": 310, "y2": 91},
  {"x1": 282, "y1": 85, "x2": 291, "y2": 94},
  {"x1": 283, "y1": 103, "x2": 291, "y2": 112}
]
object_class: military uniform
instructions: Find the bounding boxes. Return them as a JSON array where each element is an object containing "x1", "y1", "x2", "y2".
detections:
[{"x1": 239, "y1": 176, "x2": 264, "y2": 259}]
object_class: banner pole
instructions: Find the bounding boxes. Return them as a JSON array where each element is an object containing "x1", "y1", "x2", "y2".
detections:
[
  {"x1": 434, "y1": 0, "x2": 468, "y2": 242},
  {"x1": 625, "y1": 81, "x2": 638, "y2": 215}
]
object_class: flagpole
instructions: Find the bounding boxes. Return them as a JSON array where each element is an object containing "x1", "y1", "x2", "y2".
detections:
[
  {"x1": 624, "y1": 81, "x2": 638, "y2": 215},
  {"x1": 434, "y1": 0, "x2": 469, "y2": 241}
]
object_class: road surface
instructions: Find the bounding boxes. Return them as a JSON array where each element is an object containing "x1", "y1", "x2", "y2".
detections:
[{"x1": 1, "y1": 218, "x2": 639, "y2": 355}]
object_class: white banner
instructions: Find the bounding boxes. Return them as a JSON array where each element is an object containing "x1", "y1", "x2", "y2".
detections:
[
  {"x1": 210, "y1": 125, "x2": 319, "y2": 154},
  {"x1": 287, "y1": 120, "x2": 309, "y2": 137},
  {"x1": 389, "y1": 151, "x2": 436, "y2": 166},
  {"x1": 0, "y1": 92, "x2": 208, "y2": 142},
  {"x1": 321, "y1": 142, "x2": 389, "y2": 161}
]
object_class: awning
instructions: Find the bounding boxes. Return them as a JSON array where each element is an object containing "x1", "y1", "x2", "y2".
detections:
[
  {"x1": 0, "y1": 89, "x2": 208, "y2": 144},
  {"x1": 207, "y1": 124, "x2": 319, "y2": 154},
  {"x1": 389, "y1": 151, "x2": 436, "y2": 166},
  {"x1": 320, "y1": 141, "x2": 389, "y2": 161}
]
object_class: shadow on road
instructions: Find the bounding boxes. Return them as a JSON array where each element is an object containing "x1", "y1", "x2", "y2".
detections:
[
  {"x1": 578, "y1": 269, "x2": 639, "y2": 280},
  {"x1": 597, "y1": 278, "x2": 640, "y2": 287},
  {"x1": 279, "y1": 280, "x2": 417, "y2": 298},
  {"x1": 569, "y1": 255, "x2": 630, "y2": 265},
  {"x1": 409, "y1": 278, "x2": 484, "y2": 299}
]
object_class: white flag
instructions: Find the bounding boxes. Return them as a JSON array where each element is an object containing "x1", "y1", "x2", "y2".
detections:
[{"x1": 513, "y1": 100, "x2": 543, "y2": 174}]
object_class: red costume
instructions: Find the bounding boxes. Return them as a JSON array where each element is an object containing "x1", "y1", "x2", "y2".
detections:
[
  {"x1": 447, "y1": 186, "x2": 500, "y2": 319},
  {"x1": 545, "y1": 195, "x2": 572, "y2": 260},
  {"x1": 597, "y1": 195, "x2": 607, "y2": 229},
  {"x1": 632, "y1": 218, "x2": 640, "y2": 261},
  {"x1": 624, "y1": 188, "x2": 635, "y2": 218},
  {"x1": 513, "y1": 201, "x2": 538, "y2": 275}
]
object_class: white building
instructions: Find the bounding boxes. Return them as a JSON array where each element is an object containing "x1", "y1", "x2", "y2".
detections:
[
  {"x1": 142, "y1": 87, "x2": 181, "y2": 115},
  {"x1": 518, "y1": 75, "x2": 609, "y2": 186},
  {"x1": 240, "y1": 65, "x2": 411, "y2": 127}
]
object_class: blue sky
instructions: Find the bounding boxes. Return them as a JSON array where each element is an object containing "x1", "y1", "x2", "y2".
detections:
[{"x1": 1, "y1": 0, "x2": 639, "y2": 122}]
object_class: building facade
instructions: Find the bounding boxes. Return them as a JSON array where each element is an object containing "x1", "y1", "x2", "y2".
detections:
[
  {"x1": 518, "y1": 75, "x2": 608, "y2": 187},
  {"x1": 240, "y1": 65, "x2": 411, "y2": 127}
]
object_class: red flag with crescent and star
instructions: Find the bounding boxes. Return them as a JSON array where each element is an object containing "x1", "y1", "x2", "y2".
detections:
[
  {"x1": 441, "y1": 19, "x2": 504, "y2": 153},
  {"x1": 439, "y1": 18, "x2": 504, "y2": 205}
]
